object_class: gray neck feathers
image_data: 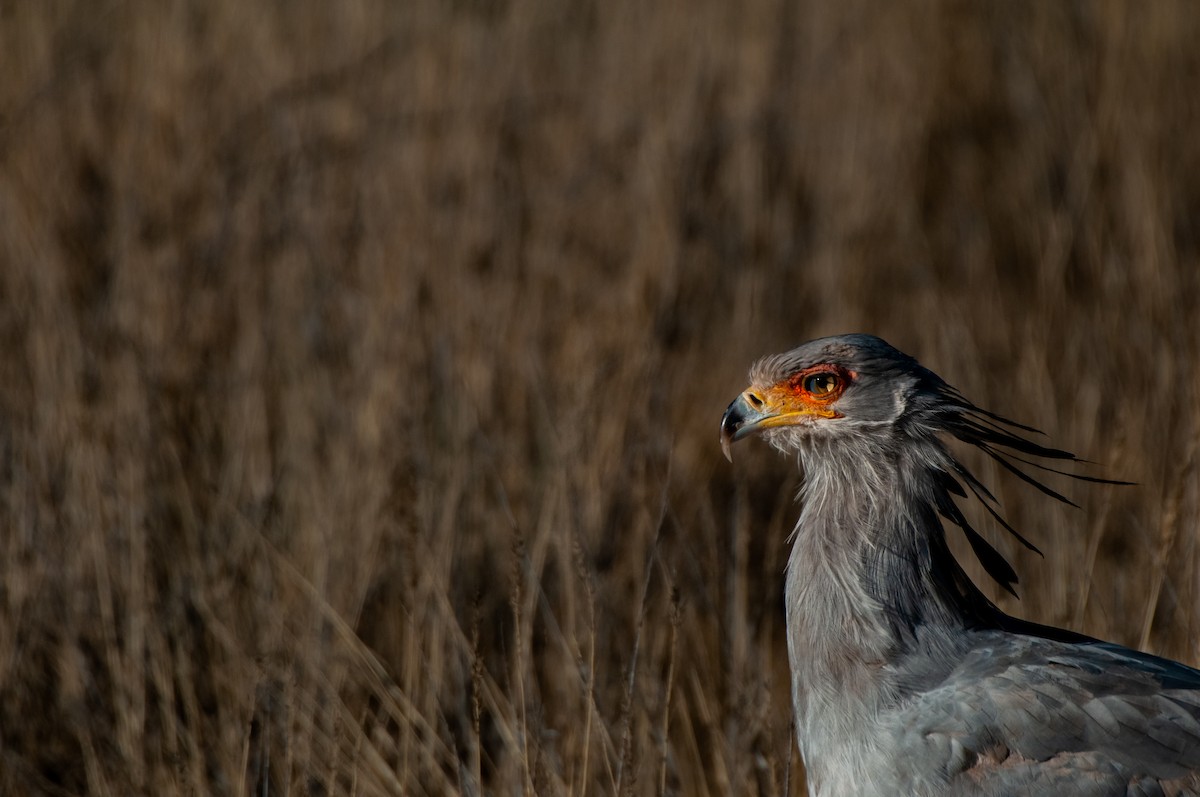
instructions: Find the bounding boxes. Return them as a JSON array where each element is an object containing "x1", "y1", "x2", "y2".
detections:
[{"x1": 784, "y1": 428, "x2": 990, "y2": 763}]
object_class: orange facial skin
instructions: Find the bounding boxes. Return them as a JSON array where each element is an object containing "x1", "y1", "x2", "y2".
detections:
[{"x1": 746, "y1": 363, "x2": 853, "y2": 423}]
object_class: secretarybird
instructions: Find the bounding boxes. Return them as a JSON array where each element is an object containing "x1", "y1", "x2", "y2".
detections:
[{"x1": 720, "y1": 334, "x2": 1200, "y2": 796}]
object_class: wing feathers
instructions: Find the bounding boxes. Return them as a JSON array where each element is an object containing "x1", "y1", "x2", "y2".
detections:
[{"x1": 901, "y1": 634, "x2": 1200, "y2": 792}]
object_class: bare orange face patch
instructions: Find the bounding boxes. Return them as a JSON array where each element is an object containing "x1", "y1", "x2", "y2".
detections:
[{"x1": 744, "y1": 364, "x2": 852, "y2": 423}]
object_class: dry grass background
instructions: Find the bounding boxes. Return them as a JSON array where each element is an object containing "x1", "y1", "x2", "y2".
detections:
[{"x1": 1, "y1": 1, "x2": 1199, "y2": 794}]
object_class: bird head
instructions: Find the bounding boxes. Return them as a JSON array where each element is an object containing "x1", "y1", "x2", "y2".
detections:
[
  {"x1": 720, "y1": 334, "x2": 945, "y2": 461},
  {"x1": 720, "y1": 334, "x2": 1128, "y2": 594}
]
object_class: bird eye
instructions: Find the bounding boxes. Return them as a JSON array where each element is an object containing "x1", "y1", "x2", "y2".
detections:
[{"x1": 803, "y1": 373, "x2": 840, "y2": 397}]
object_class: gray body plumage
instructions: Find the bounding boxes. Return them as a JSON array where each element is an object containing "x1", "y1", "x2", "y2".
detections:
[{"x1": 721, "y1": 334, "x2": 1200, "y2": 796}]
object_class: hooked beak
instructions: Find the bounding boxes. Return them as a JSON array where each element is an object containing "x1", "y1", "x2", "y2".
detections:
[{"x1": 720, "y1": 392, "x2": 768, "y2": 462}]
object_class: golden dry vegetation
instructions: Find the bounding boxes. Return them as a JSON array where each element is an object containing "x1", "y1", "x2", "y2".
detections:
[{"x1": 1, "y1": 1, "x2": 1199, "y2": 795}]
